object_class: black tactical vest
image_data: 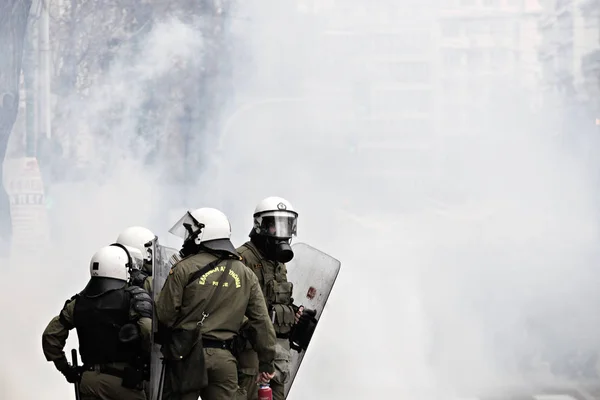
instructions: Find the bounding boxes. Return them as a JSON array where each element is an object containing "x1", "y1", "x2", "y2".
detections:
[{"x1": 73, "y1": 288, "x2": 135, "y2": 365}]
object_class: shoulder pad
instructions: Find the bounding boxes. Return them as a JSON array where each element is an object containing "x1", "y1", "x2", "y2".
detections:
[
  {"x1": 168, "y1": 255, "x2": 189, "y2": 274},
  {"x1": 237, "y1": 248, "x2": 252, "y2": 261},
  {"x1": 168, "y1": 264, "x2": 181, "y2": 276},
  {"x1": 59, "y1": 295, "x2": 77, "y2": 329},
  {"x1": 236, "y1": 243, "x2": 248, "y2": 252},
  {"x1": 63, "y1": 294, "x2": 78, "y2": 309},
  {"x1": 126, "y1": 286, "x2": 153, "y2": 319}
]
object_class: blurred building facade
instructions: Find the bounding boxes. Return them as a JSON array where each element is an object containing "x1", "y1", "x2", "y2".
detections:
[
  {"x1": 435, "y1": 0, "x2": 544, "y2": 135},
  {"x1": 297, "y1": 1, "x2": 439, "y2": 192},
  {"x1": 536, "y1": 0, "x2": 600, "y2": 135},
  {"x1": 538, "y1": 0, "x2": 599, "y2": 98}
]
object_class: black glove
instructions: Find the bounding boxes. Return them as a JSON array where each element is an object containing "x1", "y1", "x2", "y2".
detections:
[
  {"x1": 299, "y1": 308, "x2": 317, "y2": 324},
  {"x1": 54, "y1": 358, "x2": 80, "y2": 384},
  {"x1": 289, "y1": 308, "x2": 318, "y2": 353},
  {"x1": 298, "y1": 308, "x2": 317, "y2": 341}
]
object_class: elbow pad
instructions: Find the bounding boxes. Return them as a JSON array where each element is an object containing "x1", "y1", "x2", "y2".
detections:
[
  {"x1": 126, "y1": 286, "x2": 153, "y2": 319},
  {"x1": 119, "y1": 323, "x2": 141, "y2": 344}
]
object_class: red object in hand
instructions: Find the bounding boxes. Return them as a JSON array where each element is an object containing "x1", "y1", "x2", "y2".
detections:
[{"x1": 258, "y1": 384, "x2": 272, "y2": 400}]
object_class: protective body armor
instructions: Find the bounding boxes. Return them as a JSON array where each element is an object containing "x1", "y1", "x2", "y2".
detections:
[
  {"x1": 73, "y1": 287, "x2": 135, "y2": 365},
  {"x1": 238, "y1": 241, "x2": 296, "y2": 337}
]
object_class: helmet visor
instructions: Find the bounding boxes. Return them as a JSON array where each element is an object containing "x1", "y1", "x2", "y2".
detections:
[
  {"x1": 168, "y1": 211, "x2": 204, "y2": 241},
  {"x1": 125, "y1": 245, "x2": 145, "y2": 271},
  {"x1": 254, "y1": 210, "x2": 297, "y2": 239},
  {"x1": 109, "y1": 243, "x2": 143, "y2": 273}
]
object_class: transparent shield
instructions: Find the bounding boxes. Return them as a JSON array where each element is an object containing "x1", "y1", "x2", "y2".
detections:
[
  {"x1": 168, "y1": 211, "x2": 201, "y2": 241},
  {"x1": 283, "y1": 242, "x2": 342, "y2": 398},
  {"x1": 148, "y1": 237, "x2": 178, "y2": 400}
]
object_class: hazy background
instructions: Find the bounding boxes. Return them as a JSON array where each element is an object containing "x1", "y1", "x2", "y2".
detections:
[{"x1": 2, "y1": 0, "x2": 600, "y2": 399}]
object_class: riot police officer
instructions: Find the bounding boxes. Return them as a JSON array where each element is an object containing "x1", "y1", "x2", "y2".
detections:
[
  {"x1": 156, "y1": 207, "x2": 277, "y2": 400},
  {"x1": 116, "y1": 226, "x2": 156, "y2": 294},
  {"x1": 42, "y1": 244, "x2": 153, "y2": 400},
  {"x1": 236, "y1": 196, "x2": 306, "y2": 400}
]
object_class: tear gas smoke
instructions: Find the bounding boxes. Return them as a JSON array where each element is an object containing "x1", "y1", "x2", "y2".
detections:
[{"x1": 1, "y1": 1, "x2": 600, "y2": 400}]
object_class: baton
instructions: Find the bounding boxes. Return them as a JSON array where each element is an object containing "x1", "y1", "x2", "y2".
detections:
[
  {"x1": 156, "y1": 357, "x2": 166, "y2": 400},
  {"x1": 71, "y1": 349, "x2": 81, "y2": 400}
]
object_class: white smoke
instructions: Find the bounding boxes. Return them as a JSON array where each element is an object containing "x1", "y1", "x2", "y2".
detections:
[{"x1": 2, "y1": 1, "x2": 600, "y2": 400}]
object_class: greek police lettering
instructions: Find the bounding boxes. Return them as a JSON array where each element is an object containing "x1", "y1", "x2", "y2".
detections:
[
  {"x1": 199, "y1": 266, "x2": 223, "y2": 285},
  {"x1": 228, "y1": 270, "x2": 241, "y2": 288},
  {"x1": 198, "y1": 265, "x2": 242, "y2": 288}
]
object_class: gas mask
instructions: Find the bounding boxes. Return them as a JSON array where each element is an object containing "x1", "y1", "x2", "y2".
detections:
[
  {"x1": 270, "y1": 237, "x2": 294, "y2": 263},
  {"x1": 251, "y1": 209, "x2": 297, "y2": 263},
  {"x1": 251, "y1": 234, "x2": 294, "y2": 263}
]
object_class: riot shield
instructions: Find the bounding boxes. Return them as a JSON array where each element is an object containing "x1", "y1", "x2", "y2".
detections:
[
  {"x1": 148, "y1": 237, "x2": 178, "y2": 400},
  {"x1": 284, "y1": 242, "x2": 342, "y2": 398}
]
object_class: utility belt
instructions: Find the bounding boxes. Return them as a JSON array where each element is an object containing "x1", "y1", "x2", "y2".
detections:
[
  {"x1": 203, "y1": 338, "x2": 234, "y2": 352},
  {"x1": 83, "y1": 363, "x2": 145, "y2": 390},
  {"x1": 83, "y1": 363, "x2": 125, "y2": 377}
]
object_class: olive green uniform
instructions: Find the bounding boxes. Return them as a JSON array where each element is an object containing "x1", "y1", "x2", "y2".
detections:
[
  {"x1": 42, "y1": 296, "x2": 152, "y2": 400},
  {"x1": 143, "y1": 276, "x2": 153, "y2": 296},
  {"x1": 156, "y1": 252, "x2": 276, "y2": 400},
  {"x1": 236, "y1": 241, "x2": 297, "y2": 400}
]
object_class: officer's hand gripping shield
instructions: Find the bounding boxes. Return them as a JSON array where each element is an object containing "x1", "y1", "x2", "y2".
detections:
[
  {"x1": 283, "y1": 242, "x2": 341, "y2": 398},
  {"x1": 147, "y1": 237, "x2": 178, "y2": 400}
]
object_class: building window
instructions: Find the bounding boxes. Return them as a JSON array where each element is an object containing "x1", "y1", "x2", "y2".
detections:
[
  {"x1": 465, "y1": 20, "x2": 487, "y2": 36},
  {"x1": 442, "y1": 78, "x2": 462, "y2": 95},
  {"x1": 369, "y1": 32, "x2": 430, "y2": 55},
  {"x1": 466, "y1": 49, "x2": 485, "y2": 68},
  {"x1": 387, "y1": 62, "x2": 431, "y2": 84},
  {"x1": 482, "y1": 0, "x2": 497, "y2": 7},
  {"x1": 361, "y1": 118, "x2": 435, "y2": 144},
  {"x1": 489, "y1": 19, "x2": 508, "y2": 35},
  {"x1": 441, "y1": 20, "x2": 462, "y2": 37},
  {"x1": 460, "y1": 0, "x2": 475, "y2": 6},
  {"x1": 443, "y1": 49, "x2": 466, "y2": 71},
  {"x1": 442, "y1": 0, "x2": 460, "y2": 7},
  {"x1": 491, "y1": 48, "x2": 508, "y2": 66},
  {"x1": 369, "y1": 89, "x2": 432, "y2": 116}
]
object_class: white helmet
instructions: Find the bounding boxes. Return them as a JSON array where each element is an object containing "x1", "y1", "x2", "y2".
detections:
[
  {"x1": 89, "y1": 245, "x2": 132, "y2": 282},
  {"x1": 116, "y1": 226, "x2": 155, "y2": 263},
  {"x1": 253, "y1": 196, "x2": 298, "y2": 239},
  {"x1": 169, "y1": 207, "x2": 237, "y2": 255}
]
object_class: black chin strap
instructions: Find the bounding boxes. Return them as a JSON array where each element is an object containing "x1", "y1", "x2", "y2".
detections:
[{"x1": 109, "y1": 242, "x2": 133, "y2": 275}]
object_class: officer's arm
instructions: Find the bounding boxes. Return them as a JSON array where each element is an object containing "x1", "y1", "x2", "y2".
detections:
[
  {"x1": 143, "y1": 277, "x2": 153, "y2": 298},
  {"x1": 244, "y1": 274, "x2": 276, "y2": 374},
  {"x1": 127, "y1": 287, "x2": 154, "y2": 353},
  {"x1": 155, "y1": 264, "x2": 185, "y2": 328},
  {"x1": 42, "y1": 297, "x2": 76, "y2": 369}
]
